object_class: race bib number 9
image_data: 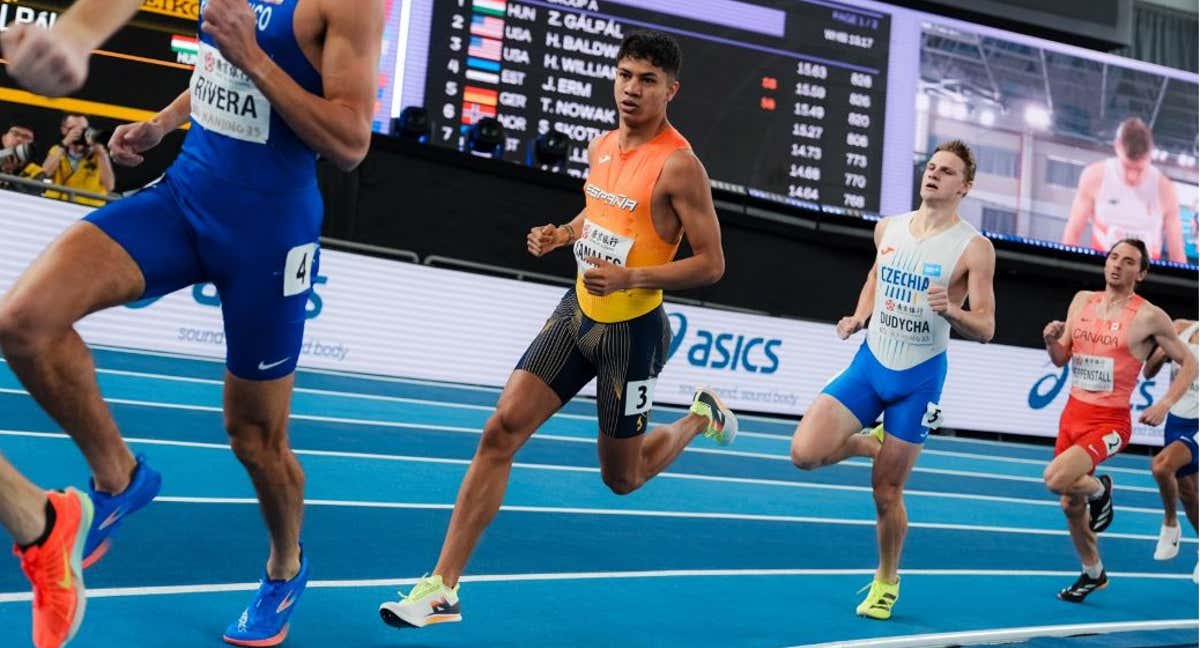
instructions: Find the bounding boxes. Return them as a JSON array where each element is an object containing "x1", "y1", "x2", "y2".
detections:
[
  {"x1": 1071, "y1": 354, "x2": 1115, "y2": 393},
  {"x1": 573, "y1": 219, "x2": 634, "y2": 276},
  {"x1": 190, "y1": 42, "x2": 271, "y2": 144}
]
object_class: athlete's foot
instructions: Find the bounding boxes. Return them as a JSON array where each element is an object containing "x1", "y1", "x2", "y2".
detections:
[
  {"x1": 15, "y1": 488, "x2": 95, "y2": 648},
  {"x1": 1057, "y1": 570, "x2": 1108, "y2": 603},
  {"x1": 690, "y1": 387, "x2": 738, "y2": 446},
  {"x1": 222, "y1": 547, "x2": 310, "y2": 647},
  {"x1": 379, "y1": 574, "x2": 462, "y2": 629},
  {"x1": 855, "y1": 578, "x2": 899, "y2": 620},
  {"x1": 1087, "y1": 474, "x2": 1114, "y2": 533},
  {"x1": 1154, "y1": 523, "x2": 1181, "y2": 560},
  {"x1": 84, "y1": 453, "x2": 162, "y2": 568}
]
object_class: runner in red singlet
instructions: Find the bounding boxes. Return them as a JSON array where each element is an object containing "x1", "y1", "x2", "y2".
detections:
[{"x1": 1041, "y1": 239, "x2": 1197, "y2": 603}]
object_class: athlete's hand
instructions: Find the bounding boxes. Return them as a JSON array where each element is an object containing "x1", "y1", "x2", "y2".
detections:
[
  {"x1": 527, "y1": 224, "x2": 563, "y2": 257},
  {"x1": 1139, "y1": 401, "x2": 1171, "y2": 427},
  {"x1": 582, "y1": 257, "x2": 630, "y2": 296},
  {"x1": 1, "y1": 23, "x2": 90, "y2": 97},
  {"x1": 201, "y1": 0, "x2": 266, "y2": 73},
  {"x1": 108, "y1": 121, "x2": 165, "y2": 167},
  {"x1": 1043, "y1": 321, "x2": 1066, "y2": 345},
  {"x1": 836, "y1": 316, "x2": 864, "y2": 340},
  {"x1": 927, "y1": 284, "x2": 953, "y2": 318}
]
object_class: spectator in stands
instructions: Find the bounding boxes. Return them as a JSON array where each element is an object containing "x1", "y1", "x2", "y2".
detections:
[
  {"x1": 42, "y1": 113, "x2": 114, "y2": 206},
  {"x1": 0, "y1": 122, "x2": 41, "y2": 180}
]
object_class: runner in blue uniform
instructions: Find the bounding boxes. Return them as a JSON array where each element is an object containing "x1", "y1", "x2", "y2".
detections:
[{"x1": 0, "y1": 1, "x2": 384, "y2": 644}]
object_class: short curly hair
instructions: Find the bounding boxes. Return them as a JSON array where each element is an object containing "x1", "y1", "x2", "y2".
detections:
[{"x1": 616, "y1": 31, "x2": 682, "y2": 77}]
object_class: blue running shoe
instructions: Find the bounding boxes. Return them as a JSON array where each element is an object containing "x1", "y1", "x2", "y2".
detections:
[
  {"x1": 83, "y1": 453, "x2": 162, "y2": 568},
  {"x1": 223, "y1": 548, "x2": 310, "y2": 647}
]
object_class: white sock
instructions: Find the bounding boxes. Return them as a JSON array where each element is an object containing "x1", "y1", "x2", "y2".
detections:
[
  {"x1": 1083, "y1": 562, "x2": 1103, "y2": 579},
  {"x1": 1086, "y1": 481, "x2": 1106, "y2": 501}
]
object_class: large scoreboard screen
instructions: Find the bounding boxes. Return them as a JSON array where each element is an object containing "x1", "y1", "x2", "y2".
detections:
[{"x1": 419, "y1": 0, "x2": 890, "y2": 214}]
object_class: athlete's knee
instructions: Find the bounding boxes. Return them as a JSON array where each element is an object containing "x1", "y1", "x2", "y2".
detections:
[
  {"x1": 601, "y1": 471, "x2": 644, "y2": 495},
  {"x1": 1151, "y1": 453, "x2": 1177, "y2": 481},
  {"x1": 1042, "y1": 465, "x2": 1076, "y2": 494},
  {"x1": 789, "y1": 440, "x2": 824, "y2": 471},
  {"x1": 478, "y1": 409, "x2": 529, "y2": 461},
  {"x1": 871, "y1": 481, "x2": 904, "y2": 515},
  {"x1": 0, "y1": 298, "x2": 57, "y2": 355},
  {"x1": 226, "y1": 420, "x2": 288, "y2": 470}
]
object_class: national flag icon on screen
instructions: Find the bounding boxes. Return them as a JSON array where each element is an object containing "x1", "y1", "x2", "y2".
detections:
[
  {"x1": 760, "y1": 97, "x2": 776, "y2": 111},
  {"x1": 466, "y1": 69, "x2": 500, "y2": 85},
  {"x1": 473, "y1": 0, "x2": 506, "y2": 17},
  {"x1": 761, "y1": 76, "x2": 777, "y2": 90},
  {"x1": 468, "y1": 36, "x2": 502, "y2": 61},
  {"x1": 470, "y1": 14, "x2": 505, "y2": 39},
  {"x1": 463, "y1": 85, "x2": 499, "y2": 106},
  {"x1": 171, "y1": 35, "x2": 198, "y2": 56},
  {"x1": 462, "y1": 101, "x2": 497, "y2": 125}
]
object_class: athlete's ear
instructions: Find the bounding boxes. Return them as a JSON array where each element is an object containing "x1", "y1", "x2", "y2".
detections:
[{"x1": 667, "y1": 79, "x2": 680, "y2": 102}]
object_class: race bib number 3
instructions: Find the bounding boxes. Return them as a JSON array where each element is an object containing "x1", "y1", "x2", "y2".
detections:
[
  {"x1": 573, "y1": 219, "x2": 634, "y2": 276},
  {"x1": 624, "y1": 378, "x2": 657, "y2": 415},
  {"x1": 1071, "y1": 354, "x2": 1115, "y2": 393},
  {"x1": 283, "y1": 243, "x2": 317, "y2": 297},
  {"x1": 190, "y1": 42, "x2": 271, "y2": 144}
]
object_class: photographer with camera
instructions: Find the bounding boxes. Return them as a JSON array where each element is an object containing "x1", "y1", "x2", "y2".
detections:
[
  {"x1": 42, "y1": 113, "x2": 114, "y2": 206},
  {"x1": 0, "y1": 123, "x2": 41, "y2": 185}
]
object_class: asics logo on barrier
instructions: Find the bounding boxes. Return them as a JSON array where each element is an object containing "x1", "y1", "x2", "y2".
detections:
[
  {"x1": 125, "y1": 275, "x2": 327, "y2": 320},
  {"x1": 1027, "y1": 364, "x2": 1156, "y2": 412},
  {"x1": 666, "y1": 312, "x2": 782, "y2": 374}
]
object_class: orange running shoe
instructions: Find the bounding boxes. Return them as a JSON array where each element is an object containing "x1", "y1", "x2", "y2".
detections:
[{"x1": 14, "y1": 488, "x2": 95, "y2": 648}]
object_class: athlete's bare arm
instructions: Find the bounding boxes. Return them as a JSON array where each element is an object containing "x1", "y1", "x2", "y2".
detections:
[
  {"x1": 0, "y1": 0, "x2": 144, "y2": 96},
  {"x1": 201, "y1": 0, "x2": 384, "y2": 171},
  {"x1": 836, "y1": 217, "x2": 888, "y2": 340},
  {"x1": 1143, "y1": 319, "x2": 1192, "y2": 378},
  {"x1": 931, "y1": 237, "x2": 995, "y2": 343},
  {"x1": 108, "y1": 91, "x2": 192, "y2": 167},
  {"x1": 621, "y1": 150, "x2": 725, "y2": 290},
  {"x1": 1045, "y1": 291, "x2": 1090, "y2": 367},
  {"x1": 1160, "y1": 176, "x2": 1186, "y2": 263},
  {"x1": 1136, "y1": 307, "x2": 1198, "y2": 425},
  {"x1": 1062, "y1": 163, "x2": 1103, "y2": 247}
]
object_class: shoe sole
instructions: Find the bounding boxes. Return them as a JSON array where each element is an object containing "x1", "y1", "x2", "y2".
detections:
[
  {"x1": 380, "y1": 607, "x2": 462, "y2": 629},
  {"x1": 66, "y1": 488, "x2": 95, "y2": 644},
  {"x1": 222, "y1": 624, "x2": 289, "y2": 647}
]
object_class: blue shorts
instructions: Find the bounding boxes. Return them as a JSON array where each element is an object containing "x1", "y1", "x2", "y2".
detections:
[
  {"x1": 85, "y1": 157, "x2": 323, "y2": 380},
  {"x1": 1164, "y1": 413, "x2": 1199, "y2": 478},
  {"x1": 821, "y1": 343, "x2": 947, "y2": 444}
]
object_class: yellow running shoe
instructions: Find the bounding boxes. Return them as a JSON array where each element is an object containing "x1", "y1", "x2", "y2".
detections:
[
  {"x1": 855, "y1": 578, "x2": 899, "y2": 620},
  {"x1": 866, "y1": 424, "x2": 886, "y2": 445},
  {"x1": 690, "y1": 387, "x2": 738, "y2": 446}
]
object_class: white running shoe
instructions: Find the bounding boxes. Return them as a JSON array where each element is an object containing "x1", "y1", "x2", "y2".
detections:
[
  {"x1": 1153, "y1": 523, "x2": 1181, "y2": 560},
  {"x1": 379, "y1": 574, "x2": 461, "y2": 629}
]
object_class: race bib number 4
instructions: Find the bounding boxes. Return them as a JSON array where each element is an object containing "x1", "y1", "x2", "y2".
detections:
[
  {"x1": 1071, "y1": 354, "x2": 1115, "y2": 393},
  {"x1": 573, "y1": 219, "x2": 634, "y2": 276},
  {"x1": 283, "y1": 243, "x2": 317, "y2": 297},
  {"x1": 190, "y1": 42, "x2": 271, "y2": 144}
]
